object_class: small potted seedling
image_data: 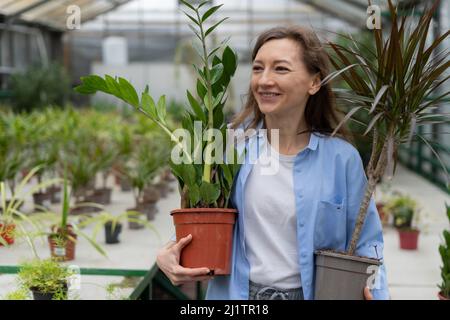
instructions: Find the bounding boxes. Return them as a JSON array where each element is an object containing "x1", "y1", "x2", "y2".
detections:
[{"x1": 17, "y1": 258, "x2": 73, "y2": 300}]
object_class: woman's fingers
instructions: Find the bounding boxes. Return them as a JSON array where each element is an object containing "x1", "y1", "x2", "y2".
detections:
[
  {"x1": 173, "y1": 234, "x2": 193, "y2": 253},
  {"x1": 364, "y1": 287, "x2": 373, "y2": 300},
  {"x1": 173, "y1": 265, "x2": 210, "y2": 277},
  {"x1": 170, "y1": 265, "x2": 211, "y2": 286}
]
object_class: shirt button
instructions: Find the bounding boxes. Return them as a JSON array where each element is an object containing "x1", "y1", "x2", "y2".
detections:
[
  {"x1": 300, "y1": 222, "x2": 305, "y2": 227},
  {"x1": 301, "y1": 253, "x2": 307, "y2": 258}
]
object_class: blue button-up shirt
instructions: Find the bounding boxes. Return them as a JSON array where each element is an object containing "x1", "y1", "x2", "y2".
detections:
[{"x1": 205, "y1": 123, "x2": 390, "y2": 300}]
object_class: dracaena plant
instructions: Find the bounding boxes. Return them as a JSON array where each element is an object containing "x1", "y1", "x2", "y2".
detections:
[
  {"x1": 75, "y1": 0, "x2": 240, "y2": 209},
  {"x1": 324, "y1": 0, "x2": 449, "y2": 255}
]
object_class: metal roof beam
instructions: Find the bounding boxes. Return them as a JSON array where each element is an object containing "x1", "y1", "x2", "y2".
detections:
[{"x1": 6, "y1": 0, "x2": 54, "y2": 21}]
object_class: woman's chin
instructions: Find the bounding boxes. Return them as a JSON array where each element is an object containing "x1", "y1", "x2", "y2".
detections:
[{"x1": 258, "y1": 103, "x2": 282, "y2": 115}]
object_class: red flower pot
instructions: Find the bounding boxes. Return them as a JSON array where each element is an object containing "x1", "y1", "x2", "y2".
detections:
[
  {"x1": 398, "y1": 229, "x2": 420, "y2": 250},
  {"x1": 0, "y1": 223, "x2": 16, "y2": 246},
  {"x1": 171, "y1": 208, "x2": 237, "y2": 275}
]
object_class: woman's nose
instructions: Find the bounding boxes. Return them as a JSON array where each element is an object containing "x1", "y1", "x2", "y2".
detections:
[{"x1": 258, "y1": 70, "x2": 275, "y2": 87}]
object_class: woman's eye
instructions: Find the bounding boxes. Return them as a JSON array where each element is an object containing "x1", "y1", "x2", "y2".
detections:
[
  {"x1": 252, "y1": 66, "x2": 263, "y2": 72},
  {"x1": 275, "y1": 66, "x2": 289, "y2": 72}
]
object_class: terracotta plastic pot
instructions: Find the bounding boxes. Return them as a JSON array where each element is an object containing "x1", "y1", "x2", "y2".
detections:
[
  {"x1": 171, "y1": 208, "x2": 237, "y2": 275},
  {"x1": 398, "y1": 229, "x2": 420, "y2": 250},
  {"x1": 438, "y1": 291, "x2": 449, "y2": 300},
  {"x1": 0, "y1": 223, "x2": 16, "y2": 246},
  {"x1": 314, "y1": 250, "x2": 382, "y2": 300}
]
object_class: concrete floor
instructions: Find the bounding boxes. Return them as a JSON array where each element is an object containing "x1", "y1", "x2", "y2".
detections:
[
  {"x1": 0, "y1": 164, "x2": 448, "y2": 300},
  {"x1": 375, "y1": 165, "x2": 449, "y2": 300}
]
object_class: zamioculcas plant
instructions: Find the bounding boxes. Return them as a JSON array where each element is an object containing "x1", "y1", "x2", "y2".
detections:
[
  {"x1": 75, "y1": 0, "x2": 240, "y2": 274},
  {"x1": 314, "y1": 0, "x2": 450, "y2": 299}
]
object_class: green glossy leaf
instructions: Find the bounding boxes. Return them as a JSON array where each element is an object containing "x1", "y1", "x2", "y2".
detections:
[
  {"x1": 205, "y1": 17, "x2": 228, "y2": 37},
  {"x1": 197, "y1": 79, "x2": 207, "y2": 99},
  {"x1": 200, "y1": 181, "x2": 220, "y2": 204},
  {"x1": 141, "y1": 91, "x2": 158, "y2": 119},
  {"x1": 202, "y1": 4, "x2": 223, "y2": 23},
  {"x1": 222, "y1": 46, "x2": 237, "y2": 76},
  {"x1": 188, "y1": 184, "x2": 200, "y2": 207},
  {"x1": 182, "y1": 10, "x2": 200, "y2": 26},
  {"x1": 118, "y1": 77, "x2": 139, "y2": 108},
  {"x1": 187, "y1": 90, "x2": 206, "y2": 123},
  {"x1": 156, "y1": 95, "x2": 167, "y2": 123},
  {"x1": 210, "y1": 63, "x2": 224, "y2": 84},
  {"x1": 179, "y1": 0, "x2": 195, "y2": 11}
]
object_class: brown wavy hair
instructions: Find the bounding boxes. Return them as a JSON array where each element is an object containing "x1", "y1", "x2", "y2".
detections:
[{"x1": 231, "y1": 26, "x2": 350, "y2": 141}]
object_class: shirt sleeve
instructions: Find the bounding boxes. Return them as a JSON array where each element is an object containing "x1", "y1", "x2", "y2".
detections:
[{"x1": 345, "y1": 149, "x2": 390, "y2": 300}]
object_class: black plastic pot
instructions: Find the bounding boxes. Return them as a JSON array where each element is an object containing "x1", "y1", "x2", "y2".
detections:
[
  {"x1": 104, "y1": 221, "x2": 122, "y2": 244},
  {"x1": 314, "y1": 250, "x2": 382, "y2": 300},
  {"x1": 30, "y1": 284, "x2": 68, "y2": 300}
]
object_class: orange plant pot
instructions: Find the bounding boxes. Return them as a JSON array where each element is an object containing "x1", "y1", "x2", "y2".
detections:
[
  {"x1": 48, "y1": 225, "x2": 77, "y2": 261},
  {"x1": 171, "y1": 208, "x2": 237, "y2": 275},
  {"x1": 0, "y1": 223, "x2": 16, "y2": 246}
]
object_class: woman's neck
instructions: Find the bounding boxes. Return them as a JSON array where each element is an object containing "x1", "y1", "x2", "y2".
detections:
[{"x1": 265, "y1": 115, "x2": 311, "y2": 156}]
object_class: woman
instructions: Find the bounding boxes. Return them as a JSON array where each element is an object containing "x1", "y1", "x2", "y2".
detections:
[{"x1": 157, "y1": 26, "x2": 389, "y2": 300}]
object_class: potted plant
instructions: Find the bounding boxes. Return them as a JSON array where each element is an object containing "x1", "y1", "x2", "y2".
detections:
[
  {"x1": 17, "y1": 258, "x2": 73, "y2": 300},
  {"x1": 313, "y1": 0, "x2": 449, "y2": 299},
  {"x1": 0, "y1": 166, "x2": 59, "y2": 248},
  {"x1": 438, "y1": 203, "x2": 450, "y2": 300},
  {"x1": 78, "y1": 210, "x2": 158, "y2": 244},
  {"x1": 111, "y1": 125, "x2": 134, "y2": 191},
  {"x1": 43, "y1": 173, "x2": 107, "y2": 261},
  {"x1": 385, "y1": 194, "x2": 420, "y2": 249},
  {"x1": 75, "y1": 0, "x2": 240, "y2": 274}
]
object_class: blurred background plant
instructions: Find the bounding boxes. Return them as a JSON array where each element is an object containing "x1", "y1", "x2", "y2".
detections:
[{"x1": 10, "y1": 63, "x2": 70, "y2": 113}]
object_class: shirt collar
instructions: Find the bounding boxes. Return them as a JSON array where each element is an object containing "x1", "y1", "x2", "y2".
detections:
[{"x1": 255, "y1": 120, "x2": 320, "y2": 152}]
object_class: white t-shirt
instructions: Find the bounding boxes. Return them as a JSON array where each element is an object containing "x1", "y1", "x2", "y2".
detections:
[{"x1": 244, "y1": 140, "x2": 302, "y2": 289}]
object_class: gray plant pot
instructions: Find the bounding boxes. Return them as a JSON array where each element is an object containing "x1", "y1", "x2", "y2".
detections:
[{"x1": 314, "y1": 250, "x2": 382, "y2": 300}]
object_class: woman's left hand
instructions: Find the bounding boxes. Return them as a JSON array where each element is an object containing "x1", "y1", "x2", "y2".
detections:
[{"x1": 364, "y1": 287, "x2": 373, "y2": 300}]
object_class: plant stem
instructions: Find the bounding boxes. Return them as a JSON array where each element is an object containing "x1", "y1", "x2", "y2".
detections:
[
  {"x1": 197, "y1": 9, "x2": 214, "y2": 184},
  {"x1": 137, "y1": 107, "x2": 193, "y2": 164},
  {"x1": 347, "y1": 134, "x2": 390, "y2": 256}
]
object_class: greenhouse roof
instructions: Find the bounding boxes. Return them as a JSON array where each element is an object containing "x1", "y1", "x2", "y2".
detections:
[{"x1": 0, "y1": 0, "x2": 131, "y2": 30}]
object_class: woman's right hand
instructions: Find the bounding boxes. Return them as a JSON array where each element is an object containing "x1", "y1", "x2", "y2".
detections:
[{"x1": 156, "y1": 234, "x2": 213, "y2": 286}]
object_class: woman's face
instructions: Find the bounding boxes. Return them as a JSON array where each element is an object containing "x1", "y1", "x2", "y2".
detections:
[{"x1": 251, "y1": 38, "x2": 320, "y2": 117}]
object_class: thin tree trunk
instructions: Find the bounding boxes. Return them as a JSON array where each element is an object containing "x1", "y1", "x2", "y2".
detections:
[{"x1": 347, "y1": 137, "x2": 389, "y2": 256}]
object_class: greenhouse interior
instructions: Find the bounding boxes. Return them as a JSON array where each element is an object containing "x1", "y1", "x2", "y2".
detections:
[{"x1": 0, "y1": 0, "x2": 449, "y2": 301}]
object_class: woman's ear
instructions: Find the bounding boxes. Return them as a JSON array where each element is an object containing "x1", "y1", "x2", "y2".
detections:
[{"x1": 308, "y1": 73, "x2": 321, "y2": 95}]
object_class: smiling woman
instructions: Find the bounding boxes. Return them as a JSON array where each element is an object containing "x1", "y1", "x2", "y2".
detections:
[
  {"x1": 200, "y1": 26, "x2": 389, "y2": 300},
  {"x1": 156, "y1": 25, "x2": 389, "y2": 300}
]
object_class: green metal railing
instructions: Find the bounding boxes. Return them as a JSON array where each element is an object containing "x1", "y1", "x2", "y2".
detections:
[{"x1": 0, "y1": 264, "x2": 205, "y2": 300}]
